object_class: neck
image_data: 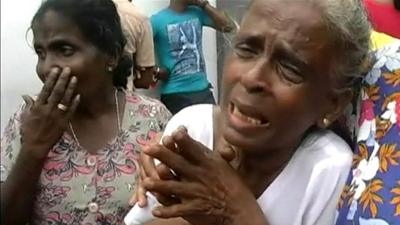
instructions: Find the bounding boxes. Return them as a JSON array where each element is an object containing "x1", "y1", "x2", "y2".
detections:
[
  {"x1": 237, "y1": 149, "x2": 294, "y2": 176},
  {"x1": 74, "y1": 85, "x2": 117, "y2": 119},
  {"x1": 169, "y1": 0, "x2": 187, "y2": 12}
]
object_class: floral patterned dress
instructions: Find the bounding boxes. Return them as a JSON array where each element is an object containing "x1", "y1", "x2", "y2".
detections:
[
  {"x1": 0, "y1": 92, "x2": 171, "y2": 225},
  {"x1": 336, "y1": 42, "x2": 400, "y2": 225}
]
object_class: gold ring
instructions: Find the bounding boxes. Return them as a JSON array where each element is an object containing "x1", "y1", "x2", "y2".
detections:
[{"x1": 57, "y1": 103, "x2": 68, "y2": 112}]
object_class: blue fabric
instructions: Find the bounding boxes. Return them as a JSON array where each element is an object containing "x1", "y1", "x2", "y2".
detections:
[
  {"x1": 151, "y1": 6, "x2": 213, "y2": 94},
  {"x1": 336, "y1": 42, "x2": 400, "y2": 225}
]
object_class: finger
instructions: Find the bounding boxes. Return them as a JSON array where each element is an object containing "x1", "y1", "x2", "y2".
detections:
[
  {"x1": 60, "y1": 75, "x2": 78, "y2": 106},
  {"x1": 154, "y1": 193, "x2": 180, "y2": 207},
  {"x1": 143, "y1": 178, "x2": 201, "y2": 198},
  {"x1": 143, "y1": 144, "x2": 196, "y2": 178},
  {"x1": 128, "y1": 192, "x2": 137, "y2": 206},
  {"x1": 22, "y1": 95, "x2": 35, "y2": 110},
  {"x1": 128, "y1": 183, "x2": 148, "y2": 207},
  {"x1": 161, "y1": 135, "x2": 178, "y2": 152},
  {"x1": 218, "y1": 145, "x2": 236, "y2": 162},
  {"x1": 66, "y1": 94, "x2": 80, "y2": 118},
  {"x1": 137, "y1": 166, "x2": 149, "y2": 207},
  {"x1": 152, "y1": 201, "x2": 202, "y2": 219},
  {"x1": 36, "y1": 67, "x2": 60, "y2": 105},
  {"x1": 172, "y1": 128, "x2": 208, "y2": 164},
  {"x1": 140, "y1": 148, "x2": 160, "y2": 180},
  {"x1": 157, "y1": 163, "x2": 176, "y2": 181},
  {"x1": 150, "y1": 132, "x2": 163, "y2": 145},
  {"x1": 47, "y1": 67, "x2": 72, "y2": 107}
]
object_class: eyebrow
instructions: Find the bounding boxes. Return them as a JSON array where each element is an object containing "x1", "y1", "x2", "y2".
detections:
[
  {"x1": 33, "y1": 38, "x2": 73, "y2": 50},
  {"x1": 276, "y1": 41, "x2": 310, "y2": 70},
  {"x1": 235, "y1": 34, "x2": 265, "y2": 48}
]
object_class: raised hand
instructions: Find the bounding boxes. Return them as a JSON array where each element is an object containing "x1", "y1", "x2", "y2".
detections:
[
  {"x1": 141, "y1": 128, "x2": 264, "y2": 225},
  {"x1": 20, "y1": 67, "x2": 80, "y2": 160}
]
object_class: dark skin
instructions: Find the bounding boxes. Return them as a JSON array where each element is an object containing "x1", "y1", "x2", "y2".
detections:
[
  {"x1": 0, "y1": 10, "x2": 124, "y2": 225},
  {"x1": 136, "y1": 0, "x2": 352, "y2": 224},
  {"x1": 33, "y1": 10, "x2": 126, "y2": 152}
]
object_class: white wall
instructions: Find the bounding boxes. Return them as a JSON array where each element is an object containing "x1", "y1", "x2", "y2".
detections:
[
  {"x1": 0, "y1": 0, "x2": 218, "y2": 132},
  {"x1": 1, "y1": 0, "x2": 43, "y2": 132}
]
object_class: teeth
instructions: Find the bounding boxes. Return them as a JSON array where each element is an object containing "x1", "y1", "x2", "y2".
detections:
[{"x1": 232, "y1": 105, "x2": 262, "y2": 125}]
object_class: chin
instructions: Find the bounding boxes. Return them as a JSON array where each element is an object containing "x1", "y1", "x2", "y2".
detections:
[{"x1": 222, "y1": 125, "x2": 271, "y2": 153}]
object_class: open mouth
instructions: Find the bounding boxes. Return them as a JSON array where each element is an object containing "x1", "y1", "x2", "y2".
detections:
[{"x1": 229, "y1": 102, "x2": 270, "y2": 127}]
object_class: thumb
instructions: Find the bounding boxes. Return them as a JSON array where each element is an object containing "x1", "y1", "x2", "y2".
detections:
[{"x1": 218, "y1": 145, "x2": 236, "y2": 163}]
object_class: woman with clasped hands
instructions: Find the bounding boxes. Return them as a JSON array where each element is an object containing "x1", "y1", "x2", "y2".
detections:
[
  {"x1": 131, "y1": 0, "x2": 372, "y2": 225},
  {"x1": 0, "y1": 0, "x2": 171, "y2": 224}
]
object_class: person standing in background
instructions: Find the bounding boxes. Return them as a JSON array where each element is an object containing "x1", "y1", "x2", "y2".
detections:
[
  {"x1": 151, "y1": 0, "x2": 234, "y2": 114},
  {"x1": 113, "y1": 0, "x2": 157, "y2": 91}
]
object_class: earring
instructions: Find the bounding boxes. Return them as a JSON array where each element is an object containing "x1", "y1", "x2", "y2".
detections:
[
  {"x1": 323, "y1": 118, "x2": 330, "y2": 127},
  {"x1": 107, "y1": 66, "x2": 113, "y2": 73}
]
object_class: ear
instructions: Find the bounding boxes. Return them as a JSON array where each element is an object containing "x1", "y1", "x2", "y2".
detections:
[
  {"x1": 106, "y1": 47, "x2": 122, "y2": 71},
  {"x1": 316, "y1": 88, "x2": 353, "y2": 129}
]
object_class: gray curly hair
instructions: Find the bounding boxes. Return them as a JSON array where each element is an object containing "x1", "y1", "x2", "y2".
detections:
[{"x1": 318, "y1": 0, "x2": 371, "y2": 90}]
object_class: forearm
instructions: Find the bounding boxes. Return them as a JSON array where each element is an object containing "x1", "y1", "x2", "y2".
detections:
[
  {"x1": 202, "y1": 3, "x2": 234, "y2": 32},
  {"x1": 1, "y1": 148, "x2": 45, "y2": 225}
]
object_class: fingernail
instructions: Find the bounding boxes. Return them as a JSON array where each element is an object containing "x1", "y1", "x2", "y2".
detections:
[
  {"x1": 178, "y1": 125, "x2": 187, "y2": 132},
  {"x1": 63, "y1": 67, "x2": 71, "y2": 73},
  {"x1": 51, "y1": 67, "x2": 60, "y2": 73},
  {"x1": 175, "y1": 130, "x2": 184, "y2": 140},
  {"x1": 75, "y1": 94, "x2": 81, "y2": 101},
  {"x1": 71, "y1": 76, "x2": 78, "y2": 83}
]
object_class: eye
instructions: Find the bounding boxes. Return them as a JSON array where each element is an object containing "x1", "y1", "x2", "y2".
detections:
[
  {"x1": 277, "y1": 60, "x2": 304, "y2": 84},
  {"x1": 59, "y1": 45, "x2": 75, "y2": 57},
  {"x1": 34, "y1": 48, "x2": 45, "y2": 60},
  {"x1": 234, "y1": 43, "x2": 258, "y2": 59}
]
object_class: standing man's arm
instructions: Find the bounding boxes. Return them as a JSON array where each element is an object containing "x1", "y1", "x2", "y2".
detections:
[
  {"x1": 188, "y1": 0, "x2": 234, "y2": 33},
  {"x1": 134, "y1": 18, "x2": 157, "y2": 89}
]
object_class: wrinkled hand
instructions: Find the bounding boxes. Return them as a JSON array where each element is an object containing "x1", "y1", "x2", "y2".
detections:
[
  {"x1": 130, "y1": 126, "x2": 237, "y2": 208},
  {"x1": 20, "y1": 67, "x2": 80, "y2": 160},
  {"x1": 141, "y1": 128, "x2": 257, "y2": 225}
]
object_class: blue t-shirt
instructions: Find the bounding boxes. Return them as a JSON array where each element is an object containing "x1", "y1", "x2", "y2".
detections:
[{"x1": 151, "y1": 6, "x2": 213, "y2": 95}]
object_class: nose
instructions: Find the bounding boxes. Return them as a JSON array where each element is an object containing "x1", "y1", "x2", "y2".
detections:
[
  {"x1": 36, "y1": 54, "x2": 62, "y2": 81},
  {"x1": 240, "y1": 59, "x2": 271, "y2": 94}
]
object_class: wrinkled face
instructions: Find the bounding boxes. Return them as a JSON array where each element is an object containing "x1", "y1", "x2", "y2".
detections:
[
  {"x1": 33, "y1": 10, "x2": 113, "y2": 96},
  {"x1": 220, "y1": 0, "x2": 339, "y2": 153}
]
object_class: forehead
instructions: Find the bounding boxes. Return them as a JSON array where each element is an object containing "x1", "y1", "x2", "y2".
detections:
[
  {"x1": 239, "y1": 0, "x2": 337, "y2": 75},
  {"x1": 32, "y1": 10, "x2": 86, "y2": 45},
  {"x1": 240, "y1": 0, "x2": 329, "y2": 46}
]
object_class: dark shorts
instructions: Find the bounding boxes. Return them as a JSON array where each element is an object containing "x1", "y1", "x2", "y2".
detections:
[{"x1": 161, "y1": 88, "x2": 216, "y2": 115}]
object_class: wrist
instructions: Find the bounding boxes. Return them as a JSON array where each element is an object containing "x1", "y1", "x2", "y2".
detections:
[{"x1": 20, "y1": 143, "x2": 51, "y2": 161}]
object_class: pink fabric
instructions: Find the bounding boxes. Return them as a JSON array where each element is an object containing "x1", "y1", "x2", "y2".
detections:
[{"x1": 364, "y1": 0, "x2": 400, "y2": 38}]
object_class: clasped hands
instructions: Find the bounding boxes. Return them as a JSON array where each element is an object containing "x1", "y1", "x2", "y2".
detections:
[{"x1": 130, "y1": 127, "x2": 262, "y2": 225}]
